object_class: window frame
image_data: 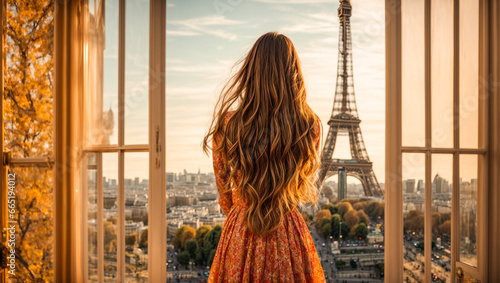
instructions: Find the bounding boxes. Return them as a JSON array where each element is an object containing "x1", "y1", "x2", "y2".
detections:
[
  {"x1": 80, "y1": 0, "x2": 166, "y2": 282},
  {"x1": 385, "y1": 0, "x2": 489, "y2": 281}
]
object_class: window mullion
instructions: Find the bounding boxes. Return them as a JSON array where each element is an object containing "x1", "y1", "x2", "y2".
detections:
[
  {"x1": 117, "y1": 0, "x2": 126, "y2": 281},
  {"x1": 452, "y1": 0, "x2": 460, "y2": 281},
  {"x1": 97, "y1": 153, "x2": 104, "y2": 283},
  {"x1": 424, "y1": 0, "x2": 432, "y2": 280},
  {"x1": 148, "y1": 0, "x2": 167, "y2": 281}
]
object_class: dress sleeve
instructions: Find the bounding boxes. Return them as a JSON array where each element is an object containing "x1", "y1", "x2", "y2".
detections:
[{"x1": 213, "y1": 132, "x2": 234, "y2": 215}]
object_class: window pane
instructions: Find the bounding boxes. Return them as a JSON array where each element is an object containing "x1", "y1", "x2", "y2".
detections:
[
  {"x1": 124, "y1": 0, "x2": 150, "y2": 145},
  {"x1": 403, "y1": 153, "x2": 425, "y2": 282},
  {"x1": 431, "y1": 154, "x2": 452, "y2": 282},
  {"x1": 87, "y1": 153, "x2": 99, "y2": 281},
  {"x1": 431, "y1": 0, "x2": 454, "y2": 148},
  {"x1": 402, "y1": 0, "x2": 425, "y2": 147},
  {"x1": 459, "y1": 0, "x2": 479, "y2": 149},
  {"x1": 103, "y1": 153, "x2": 119, "y2": 281},
  {"x1": 459, "y1": 155, "x2": 478, "y2": 267},
  {"x1": 102, "y1": 0, "x2": 119, "y2": 145},
  {"x1": 4, "y1": 1, "x2": 53, "y2": 157},
  {"x1": 5, "y1": 167, "x2": 53, "y2": 281},
  {"x1": 125, "y1": 153, "x2": 149, "y2": 281}
]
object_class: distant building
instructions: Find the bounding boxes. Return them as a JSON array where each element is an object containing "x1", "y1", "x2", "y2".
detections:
[
  {"x1": 125, "y1": 221, "x2": 144, "y2": 237},
  {"x1": 405, "y1": 179, "x2": 416, "y2": 194},
  {"x1": 338, "y1": 167, "x2": 347, "y2": 202},
  {"x1": 417, "y1": 179, "x2": 424, "y2": 194},
  {"x1": 433, "y1": 174, "x2": 450, "y2": 193},
  {"x1": 166, "y1": 172, "x2": 176, "y2": 183}
]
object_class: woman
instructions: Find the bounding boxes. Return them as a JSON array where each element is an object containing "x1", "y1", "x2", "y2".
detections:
[{"x1": 202, "y1": 32, "x2": 326, "y2": 282}]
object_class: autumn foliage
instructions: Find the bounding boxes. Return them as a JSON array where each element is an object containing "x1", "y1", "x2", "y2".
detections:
[{"x1": 3, "y1": 0, "x2": 54, "y2": 281}]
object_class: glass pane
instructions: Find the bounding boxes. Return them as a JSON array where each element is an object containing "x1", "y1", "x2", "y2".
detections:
[
  {"x1": 459, "y1": 155, "x2": 478, "y2": 267},
  {"x1": 125, "y1": 153, "x2": 149, "y2": 281},
  {"x1": 459, "y1": 0, "x2": 479, "y2": 149},
  {"x1": 5, "y1": 167, "x2": 53, "y2": 281},
  {"x1": 402, "y1": 0, "x2": 425, "y2": 147},
  {"x1": 87, "y1": 153, "x2": 99, "y2": 281},
  {"x1": 103, "y1": 153, "x2": 119, "y2": 281},
  {"x1": 4, "y1": 1, "x2": 54, "y2": 157},
  {"x1": 403, "y1": 153, "x2": 425, "y2": 282},
  {"x1": 124, "y1": 0, "x2": 150, "y2": 145},
  {"x1": 431, "y1": 154, "x2": 452, "y2": 282},
  {"x1": 431, "y1": 0, "x2": 454, "y2": 148},
  {"x1": 101, "y1": 0, "x2": 119, "y2": 145}
]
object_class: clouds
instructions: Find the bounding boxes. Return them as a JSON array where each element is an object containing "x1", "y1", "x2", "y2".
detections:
[
  {"x1": 168, "y1": 15, "x2": 245, "y2": 40},
  {"x1": 165, "y1": 0, "x2": 386, "y2": 179}
]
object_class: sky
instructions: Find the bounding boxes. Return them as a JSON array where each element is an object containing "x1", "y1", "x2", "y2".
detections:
[
  {"x1": 165, "y1": 0, "x2": 387, "y2": 182},
  {"x1": 98, "y1": 0, "x2": 479, "y2": 185}
]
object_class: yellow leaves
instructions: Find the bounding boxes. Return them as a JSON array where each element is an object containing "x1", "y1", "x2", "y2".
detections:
[{"x1": 5, "y1": 0, "x2": 54, "y2": 280}]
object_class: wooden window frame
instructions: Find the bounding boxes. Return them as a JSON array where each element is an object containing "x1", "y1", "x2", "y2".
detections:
[
  {"x1": 79, "y1": 0, "x2": 166, "y2": 282},
  {"x1": 385, "y1": 0, "x2": 495, "y2": 281}
]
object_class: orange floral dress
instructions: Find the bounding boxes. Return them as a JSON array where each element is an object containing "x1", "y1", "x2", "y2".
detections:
[{"x1": 208, "y1": 112, "x2": 326, "y2": 283}]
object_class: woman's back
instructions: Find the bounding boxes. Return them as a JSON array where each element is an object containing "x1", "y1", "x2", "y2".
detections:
[{"x1": 204, "y1": 32, "x2": 326, "y2": 282}]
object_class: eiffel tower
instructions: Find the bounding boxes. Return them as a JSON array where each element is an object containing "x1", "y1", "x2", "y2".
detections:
[{"x1": 317, "y1": 0, "x2": 383, "y2": 197}]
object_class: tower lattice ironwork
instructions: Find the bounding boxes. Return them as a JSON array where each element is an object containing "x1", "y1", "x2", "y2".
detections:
[{"x1": 317, "y1": 0, "x2": 383, "y2": 197}]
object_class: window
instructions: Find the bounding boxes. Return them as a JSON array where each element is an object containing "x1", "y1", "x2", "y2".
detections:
[
  {"x1": 386, "y1": 0, "x2": 488, "y2": 281},
  {"x1": 81, "y1": 0, "x2": 165, "y2": 281},
  {"x1": 2, "y1": 0, "x2": 55, "y2": 281}
]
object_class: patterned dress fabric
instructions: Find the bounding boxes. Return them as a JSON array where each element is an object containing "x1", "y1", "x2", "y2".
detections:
[{"x1": 208, "y1": 112, "x2": 326, "y2": 283}]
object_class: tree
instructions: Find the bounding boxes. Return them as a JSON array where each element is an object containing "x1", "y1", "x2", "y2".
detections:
[
  {"x1": 338, "y1": 202, "x2": 353, "y2": 217},
  {"x1": 126, "y1": 233, "x2": 137, "y2": 249},
  {"x1": 341, "y1": 198, "x2": 359, "y2": 205},
  {"x1": 181, "y1": 226, "x2": 196, "y2": 250},
  {"x1": 104, "y1": 221, "x2": 117, "y2": 253},
  {"x1": 203, "y1": 225, "x2": 222, "y2": 260},
  {"x1": 194, "y1": 246, "x2": 205, "y2": 265},
  {"x1": 356, "y1": 223, "x2": 368, "y2": 240},
  {"x1": 173, "y1": 225, "x2": 196, "y2": 250},
  {"x1": 335, "y1": 260, "x2": 346, "y2": 270},
  {"x1": 432, "y1": 212, "x2": 442, "y2": 233},
  {"x1": 349, "y1": 224, "x2": 358, "y2": 237},
  {"x1": 314, "y1": 209, "x2": 332, "y2": 228},
  {"x1": 331, "y1": 214, "x2": 341, "y2": 239},
  {"x1": 178, "y1": 251, "x2": 191, "y2": 267},
  {"x1": 196, "y1": 225, "x2": 212, "y2": 247},
  {"x1": 404, "y1": 210, "x2": 424, "y2": 233},
  {"x1": 4, "y1": 0, "x2": 55, "y2": 280},
  {"x1": 207, "y1": 249, "x2": 217, "y2": 267},
  {"x1": 439, "y1": 220, "x2": 451, "y2": 236},
  {"x1": 344, "y1": 209, "x2": 360, "y2": 228},
  {"x1": 353, "y1": 201, "x2": 368, "y2": 211},
  {"x1": 350, "y1": 259, "x2": 358, "y2": 269},
  {"x1": 321, "y1": 223, "x2": 332, "y2": 238},
  {"x1": 319, "y1": 217, "x2": 331, "y2": 230},
  {"x1": 139, "y1": 228, "x2": 148, "y2": 248},
  {"x1": 357, "y1": 210, "x2": 370, "y2": 225},
  {"x1": 365, "y1": 201, "x2": 385, "y2": 220},
  {"x1": 185, "y1": 239, "x2": 198, "y2": 259},
  {"x1": 375, "y1": 263, "x2": 384, "y2": 277},
  {"x1": 173, "y1": 226, "x2": 186, "y2": 250},
  {"x1": 320, "y1": 202, "x2": 334, "y2": 211}
]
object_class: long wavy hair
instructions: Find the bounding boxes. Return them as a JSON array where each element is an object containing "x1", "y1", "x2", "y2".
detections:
[{"x1": 202, "y1": 32, "x2": 322, "y2": 238}]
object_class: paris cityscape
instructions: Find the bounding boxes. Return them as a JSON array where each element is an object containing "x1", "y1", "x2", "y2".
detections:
[{"x1": 87, "y1": 0, "x2": 477, "y2": 282}]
